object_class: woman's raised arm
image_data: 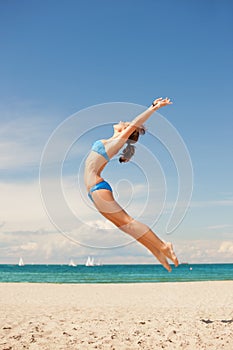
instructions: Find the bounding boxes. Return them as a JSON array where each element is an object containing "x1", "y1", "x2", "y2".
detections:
[
  {"x1": 115, "y1": 97, "x2": 172, "y2": 142},
  {"x1": 131, "y1": 97, "x2": 172, "y2": 128}
]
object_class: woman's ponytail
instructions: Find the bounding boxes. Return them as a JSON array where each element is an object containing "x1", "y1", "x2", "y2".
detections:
[
  {"x1": 119, "y1": 142, "x2": 135, "y2": 163},
  {"x1": 119, "y1": 125, "x2": 146, "y2": 163}
]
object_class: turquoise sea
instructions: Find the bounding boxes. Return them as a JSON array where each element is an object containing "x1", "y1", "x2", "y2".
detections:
[{"x1": 0, "y1": 263, "x2": 232, "y2": 284}]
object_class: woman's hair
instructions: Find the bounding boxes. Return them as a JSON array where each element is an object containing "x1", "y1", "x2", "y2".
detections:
[{"x1": 119, "y1": 125, "x2": 146, "y2": 163}]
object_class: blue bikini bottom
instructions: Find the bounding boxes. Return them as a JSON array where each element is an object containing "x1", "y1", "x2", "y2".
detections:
[{"x1": 88, "y1": 180, "x2": 113, "y2": 202}]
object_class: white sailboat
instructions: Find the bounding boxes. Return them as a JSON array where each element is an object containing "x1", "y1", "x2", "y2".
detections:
[
  {"x1": 18, "y1": 257, "x2": 24, "y2": 266},
  {"x1": 85, "y1": 256, "x2": 94, "y2": 267},
  {"x1": 96, "y1": 259, "x2": 103, "y2": 266},
  {"x1": 68, "y1": 259, "x2": 77, "y2": 267}
]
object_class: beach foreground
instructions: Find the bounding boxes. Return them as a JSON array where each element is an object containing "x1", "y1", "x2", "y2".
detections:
[{"x1": 0, "y1": 281, "x2": 232, "y2": 350}]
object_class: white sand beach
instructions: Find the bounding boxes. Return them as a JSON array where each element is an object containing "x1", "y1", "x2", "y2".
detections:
[{"x1": 0, "y1": 281, "x2": 232, "y2": 349}]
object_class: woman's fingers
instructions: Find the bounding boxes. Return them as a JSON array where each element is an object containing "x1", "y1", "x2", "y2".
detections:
[
  {"x1": 163, "y1": 98, "x2": 172, "y2": 104},
  {"x1": 152, "y1": 97, "x2": 173, "y2": 108},
  {"x1": 153, "y1": 97, "x2": 163, "y2": 103}
]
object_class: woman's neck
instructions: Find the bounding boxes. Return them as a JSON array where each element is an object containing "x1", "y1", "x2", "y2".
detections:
[{"x1": 110, "y1": 131, "x2": 121, "y2": 140}]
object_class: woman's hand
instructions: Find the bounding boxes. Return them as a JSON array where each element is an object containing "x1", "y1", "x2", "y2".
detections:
[
  {"x1": 129, "y1": 97, "x2": 173, "y2": 132},
  {"x1": 151, "y1": 97, "x2": 172, "y2": 110}
]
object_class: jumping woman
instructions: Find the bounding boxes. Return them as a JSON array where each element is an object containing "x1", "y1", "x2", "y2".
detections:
[{"x1": 84, "y1": 97, "x2": 179, "y2": 271}]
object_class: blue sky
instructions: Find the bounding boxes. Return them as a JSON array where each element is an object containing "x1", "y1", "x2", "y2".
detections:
[{"x1": 0, "y1": 0, "x2": 232, "y2": 264}]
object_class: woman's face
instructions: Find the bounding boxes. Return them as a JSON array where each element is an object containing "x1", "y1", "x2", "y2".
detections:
[{"x1": 113, "y1": 121, "x2": 130, "y2": 133}]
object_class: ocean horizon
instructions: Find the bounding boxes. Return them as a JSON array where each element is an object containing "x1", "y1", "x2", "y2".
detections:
[{"x1": 0, "y1": 263, "x2": 232, "y2": 284}]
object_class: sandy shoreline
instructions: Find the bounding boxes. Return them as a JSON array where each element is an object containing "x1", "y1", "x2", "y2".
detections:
[{"x1": 0, "y1": 281, "x2": 232, "y2": 349}]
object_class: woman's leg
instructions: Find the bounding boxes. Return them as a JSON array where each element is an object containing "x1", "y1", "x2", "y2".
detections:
[
  {"x1": 91, "y1": 189, "x2": 178, "y2": 271},
  {"x1": 137, "y1": 232, "x2": 178, "y2": 268}
]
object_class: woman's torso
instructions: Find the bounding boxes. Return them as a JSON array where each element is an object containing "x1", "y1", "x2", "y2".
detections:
[{"x1": 84, "y1": 138, "x2": 122, "y2": 190}]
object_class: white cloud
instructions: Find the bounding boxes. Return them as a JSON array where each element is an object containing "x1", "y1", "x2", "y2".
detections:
[
  {"x1": 1, "y1": 175, "x2": 233, "y2": 263},
  {"x1": 0, "y1": 181, "x2": 51, "y2": 227},
  {"x1": 207, "y1": 224, "x2": 233, "y2": 230},
  {"x1": 87, "y1": 219, "x2": 116, "y2": 230},
  {"x1": 189, "y1": 200, "x2": 233, "y2": 208},
  {"x1": 218, "y1": 241, "x2": 233, "y2": 254},
  {"x1": 173, "y1": 239, "x2": 233, "y2": 263},
  {"x1": 163, "y1": 200, "x2": 233, "y2": 210},
  {"x1": 0, "y1": 227, "x2": 149, "y2": 264},
  {"x1": 0, "y1": 176, "x2": 95, "y2": 231},
  {"x1": 0, "y1": 221, "x2": 5, "y2": 228},
  {"x1": 19, "y1": 242, "x2": 38, "y2": 251}
]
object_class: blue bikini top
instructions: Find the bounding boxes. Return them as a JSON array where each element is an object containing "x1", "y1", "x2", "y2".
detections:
[{"x1": 91, "y1": 140, "x2": 110, "y2": 161}]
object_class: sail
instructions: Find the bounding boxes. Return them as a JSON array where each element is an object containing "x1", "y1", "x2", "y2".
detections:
[
  {"x1": 68, "y1": 259, "x2": 77, "y2": 267},
  {"x1": 18, "y1": 257, "x2": 24, "y2": 266},
  {"x1": 85, "y1": 256, "x2": 94, "y2": 266}
]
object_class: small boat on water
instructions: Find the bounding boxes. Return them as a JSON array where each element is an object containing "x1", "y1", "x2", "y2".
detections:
[
  {"x1": 85, "y1": 256, "x2": 95, "y2": 267},
  {"x1": 96, "y1": 259, "x2": 103, "y2": 266},
  {"x1": 18, "y1": 257, "x2": 24, "y2": 267},
  {"x1": 85, "y1": 257, "x2": 103, "y2": 266},
  {"x1": 68, "y1": 259, "x2": 77, "y2": 267}
]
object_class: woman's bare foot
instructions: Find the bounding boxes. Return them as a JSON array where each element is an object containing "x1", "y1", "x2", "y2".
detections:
[
  {"x1": 161, "y1": 242, "x2": 179, "y2": 267},
  {"x1": 152, "y1": 247, "x2": 172, "y2": 272}
]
